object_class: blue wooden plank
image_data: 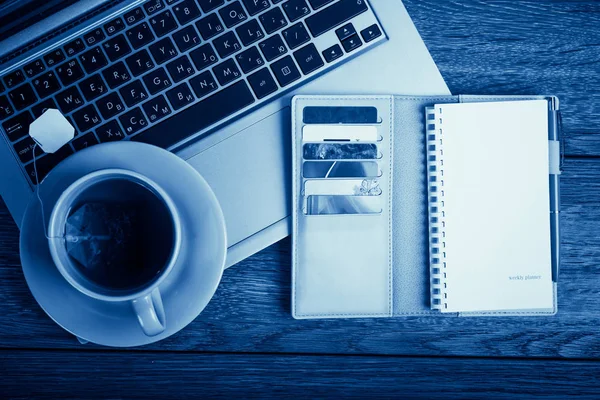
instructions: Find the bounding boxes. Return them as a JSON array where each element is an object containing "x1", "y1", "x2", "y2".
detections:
[{"x1": 1, "y1": 350, "x2": 600, "y2": 398}]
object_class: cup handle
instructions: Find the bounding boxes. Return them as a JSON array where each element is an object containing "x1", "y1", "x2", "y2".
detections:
[{"x1": 131, "y1": 288, "x2": 166, "y2": 337}]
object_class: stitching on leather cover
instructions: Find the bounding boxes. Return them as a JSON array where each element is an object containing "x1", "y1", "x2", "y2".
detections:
[{"x1": 387, "y1": 96, "x2": 393, "y2": 316}]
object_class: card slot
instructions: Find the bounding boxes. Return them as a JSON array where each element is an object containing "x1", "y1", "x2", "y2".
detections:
[
  {"x1": 303, "y1": 106, "x2": 380, "y2": 124},
  {"x1": 302, "y1": 124, "x2": 381, "y2": 142},
  {"x1": 302, "y1": 161, "x2": 382, "y2": 179},
  {"x1": 303, "y1": 143, "x2": 379, "y2": 160},
  {"x1": 302, "y1": 178, "x2": 383, "y2": 197},
  {"x1": 304, "y1": 195, "x2": 382, "y2": 215}
]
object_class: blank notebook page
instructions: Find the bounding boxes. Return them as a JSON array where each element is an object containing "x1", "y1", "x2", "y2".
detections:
[{"x1": 436, "y1": 100, "x2": 553, "y2": 313}]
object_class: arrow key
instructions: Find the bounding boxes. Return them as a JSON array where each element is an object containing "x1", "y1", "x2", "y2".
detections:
[
  {"x1": 335, "y1": 23, "x2": 356, "y2": 42},
  {"x1": 322, "y1": 44, "x2": 343, "y2": 63},
  {"x1": 360, "y1": 24, "x2": 382, "y2": 43}
]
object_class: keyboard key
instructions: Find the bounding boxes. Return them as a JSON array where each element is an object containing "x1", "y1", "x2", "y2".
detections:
[
  {"x1": 282, "y1": 0, "x2": 310, "y2": 22},
  {"x1": 127, "y1": 22, "x2": 155, "y2": 49},
  {"x1": 120, "y1": 80, "x2": 149, "y2": 106},
  {"x1": 189, "y1": 71, "x2": 218, "y2": 98},
  {"x1": 196, "y1": 13, "x2": 225, "y2": 40},
  {"x1": 149, "y1": 37, "x2": 179, "y2": 64},
  {"x1": 335, "y1": 23, "x2": 356, "y2": 41},
  {"x1": 103, "y1": 34, "x2": 132, "y2": 61},
  {"x1": 3, "y1": 70, "x2": 25, "y2": 88},
  {"x1": 104, "y1": 17, "x2": 126, "y2": 36},
  {"x1": 166, "y1": 82, "x2": 195, "y2": 110},
  {"x1": 80, "y1": 47, "x2": 108, "y2": 73},
  {"x1": 213, "y1": 31, "x2": 242, "y2": 58},
  {"x1": 236, "y1": 46, "x2": 264, "y2": 73},
  {"x1": 197, "y1": 0, "x2": 224, "y2": 13},
  {"x1": 307, "y1": 0, "x2": 332, "y2": 9},
  {"x1": 142, "y1": 95, "x2": 172, "y2": 122},
  {"x1": 63, "y1": 38, "x2": 86, "y2": 57},
  {"x1": 341, "y1": 34, "x2": 362, "y2": 52},
  {"x1": 96, "y1": 92, "x2": 125, "y2": 119},
  {"x1": 14, "y1": 136, "x2": 39, "y2": 163},
  {"x1": 72, "y1": 131, "x2": 99, "y2": 151},
  {"x1": 32, "y1": 98, "x2": 58, "y2": 118},
  {"x1": 8, "y1": 84, "x2": 37, "y2": 110},
  {"x1": 219, "y1": 2, "x2": 247, "y2": 28},
  {"x1": 0, "y1": 81, "x2": 4, "y2": 92},
  {"x1": 143, "y1": 68, "x2": 172, "y2": 95},
  {"x1": 259, "y1": 34, "x2": 287, "y2": 61},
  {"x1": 23, "y1": 59, "x2": 45, "y2": 78},
  {"x1": 272, "y1": 0, "x2": 285, "y2": 3},
  {"x1": 173, "y1": 25, "x2": 202, "y2": 52},
  {"x1": 270, "y1": 55, "x2": 300, "y2": 86},
  {"x1": 360, "y1": 24, "x2": 382, "y2": 43},
  {"x1": 84, "y1": 28, "x2": 105, "y2": 46},
  {"x1": 43, "y1": 49, "x2": 66, "y2": 67},
  {"x1": 119, "y1": 107, "x2": 148, "y2": 134},
  {"x1": 282, "y1": 22, "x2": 310, "y2": 49},
  {"x1": 150, "y1": 10, "x2": 178, "y2": 37},
  {"x1": 126, "y1": 49, "x2": 156, "y2": 76},
  {"x1": 241, "y1": 0, "x2": 269, "y2": 16},
  {"x1": 0, "y1": 95, "x2": 14, "y2": 119},
  {"x1": 73, "y1": 104, "x2": 102, "y2": 132},
  {"x1": 134, "y1": 80, "x2": 254, "y2": 148},
  {"x1": 32, "y1": 71, "x2": 61, "y2": 99},
  {"x1": 172, "y1": 0, "x2": 201, "y2": 25},
  {"x1": 322, "y1": 43, "x2": 343, "y2": 63},
  {"x1": 55, "y1": 86, "x2": 85, "y2": 114},
  {"x1": 124, "y1": 7, "x2": 145, "y2": 26},
  {"x1": 166, "y1": 56, "x2": 195, "y2": 82},
  {"x1": 305, "y1": 0, "x2": 367, "y2": 37},
  {"x1": 96, "y1": 120, "x2": 126, "y2": 142},
  {"x1": 102, "y1": 62, "x2": 132, "y2": 89},
  {"x1": 2, "y1": 111, "x2": 33, "y2": 141},
  {"x1": 259, "y1": 7, "x2": 287, "y2": 34},
  {"x1": 212, "y1": 59, "x2": 242, "y2": 86},
  {"x1": 236, "y1": 19, "x2": 265, "y2": 46},
  {"x1": 25, "y1": 145, "x2": 73, "y2": 184},
  {"x1": 247, "y1": 67, "x2": 277, "y2": 99},
  {"x1": 190, "y1": 43, "x2": 218, "y2": 70},
  {"x1": 56, "y1": 59, "x2": 85, "y2": 86},
  {"x1": 293, "y1": 43, "x2": 323, "y2": 74},
  {"x1": 79, "y1": 74, "x2": 108, "y2": 101},
  {"x1": 143, "y1": 0, "x2": 166, "y2": 15}
]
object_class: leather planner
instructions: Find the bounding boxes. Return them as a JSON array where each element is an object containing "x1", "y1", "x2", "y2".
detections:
[{"x1": 291, "y1": 95, "x2": 561, "y2": 319}]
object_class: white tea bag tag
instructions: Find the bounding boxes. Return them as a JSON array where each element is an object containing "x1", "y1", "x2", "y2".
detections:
[{"x1": 29, "y1": 109, "x2": 74, "y2": 153}]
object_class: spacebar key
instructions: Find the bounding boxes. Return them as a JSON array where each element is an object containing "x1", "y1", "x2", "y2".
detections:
[
  {"x1": 305, "y1": 0, "x2": 368, "y2": 38},
  {"x1": 132, "y1": 81, "x2": 255, "y2": 149}
]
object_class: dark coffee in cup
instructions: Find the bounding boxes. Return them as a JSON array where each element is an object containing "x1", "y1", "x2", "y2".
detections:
[{"x1": 63, "y1": 176, "x2": 176, "y2": 292}]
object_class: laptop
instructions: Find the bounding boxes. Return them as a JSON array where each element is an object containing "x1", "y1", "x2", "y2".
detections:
[{"x1": 0, "y1": 0, "x2": 449, "y2": 267}]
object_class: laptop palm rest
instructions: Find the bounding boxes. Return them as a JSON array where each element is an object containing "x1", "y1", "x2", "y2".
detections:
[{"x1": 186, "y1": 106, "x2": 292, "y2": 251}]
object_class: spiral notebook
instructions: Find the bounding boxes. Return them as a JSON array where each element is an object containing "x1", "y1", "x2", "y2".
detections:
[
  {"x1": 426, "y1": 101, "x2": 555, "y2": 313},
  {"x1": 291, "y1": 95, "x2": 560, "y2": 319}
]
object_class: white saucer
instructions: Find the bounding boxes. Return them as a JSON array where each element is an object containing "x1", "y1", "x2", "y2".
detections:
[{"x1": 20, "y1": 142, "x2": 226, "y2": 347}]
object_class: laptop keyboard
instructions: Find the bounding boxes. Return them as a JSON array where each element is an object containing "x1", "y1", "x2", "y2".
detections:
[{"x1": 0, "y1": 0, "x2": 384, "y2": 185}]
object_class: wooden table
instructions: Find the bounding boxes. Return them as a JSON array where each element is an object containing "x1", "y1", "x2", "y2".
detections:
[{"x1": 2, "y1": 1, "x2": 600, "y2": 397}]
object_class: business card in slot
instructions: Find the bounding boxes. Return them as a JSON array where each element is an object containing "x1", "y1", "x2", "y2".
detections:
[
  {"x1": 302, "y1": 125, "x2": 379, "y2": 142},
  {"x1": 303, "y1": 106, "x2": 379, "y2": 124},
  {"x1": 303, "y1": 143, "x2": 379, "y2": 160},
  {"x1": 305, "y1": 195, "x2": 382, "y2": 215},
  {"x1": 304, "y1": 179, "x2": 382, "y2": 196},
  {"x1": 303, "y1": 161, "x2": 380, "y2": 178}
]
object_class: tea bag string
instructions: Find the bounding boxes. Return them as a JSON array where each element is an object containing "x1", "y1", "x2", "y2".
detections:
[{"x1": 32, "y1": 144, "x2": 110, "y2": 243}]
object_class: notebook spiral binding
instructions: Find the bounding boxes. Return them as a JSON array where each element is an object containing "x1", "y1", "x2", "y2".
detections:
[{"x1": 426, "y1": 107, "x2": 447, "y2": 311}]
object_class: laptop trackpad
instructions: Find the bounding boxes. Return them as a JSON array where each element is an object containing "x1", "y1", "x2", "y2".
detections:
[{"x1": 186, "y1": 107, "x2": 291, "y2": 247}]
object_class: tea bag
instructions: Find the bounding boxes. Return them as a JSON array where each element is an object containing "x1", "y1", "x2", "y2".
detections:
[{"x1": 65, "y1": 203, "x2": 140, "y2": 272}]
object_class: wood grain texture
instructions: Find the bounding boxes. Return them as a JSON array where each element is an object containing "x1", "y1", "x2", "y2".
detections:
[
  {"x1": 403, "y1": 0, "x2": 600, "y2": 156},
  {"x1": 1, "y1": 350, "x2": 600, "y2": 399},
  {"x1": 0, "y1": 159, "x2": 599, "y2": 358}
]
